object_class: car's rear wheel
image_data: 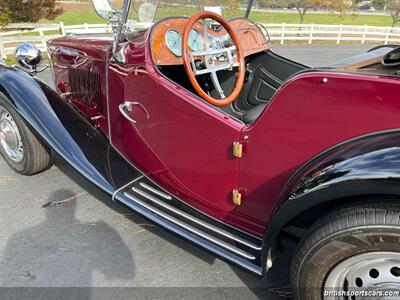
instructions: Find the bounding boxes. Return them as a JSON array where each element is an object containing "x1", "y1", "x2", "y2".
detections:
[
  {"x1": 0, "y1": 92, "x2": 52, "y2": 175},
  {"x1": 291, "y1": 203, "x2": 400, "y2": 300}
]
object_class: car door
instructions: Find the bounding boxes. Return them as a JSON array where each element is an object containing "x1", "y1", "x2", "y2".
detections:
[{"x1": 108, "y1": 61, "x2": 244, "y2": 218}]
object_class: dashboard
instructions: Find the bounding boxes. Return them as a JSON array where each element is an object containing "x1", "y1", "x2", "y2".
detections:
[{"x1": 150, "y1": 17, "x2": 270, "y2": 66}]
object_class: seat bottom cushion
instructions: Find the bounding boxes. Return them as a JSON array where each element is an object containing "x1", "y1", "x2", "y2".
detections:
[{"x1": 241, "y1": 104, "x2": 267, "y2": 124}]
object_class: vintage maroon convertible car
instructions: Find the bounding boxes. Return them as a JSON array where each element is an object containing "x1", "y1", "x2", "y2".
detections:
[{"x1": 1, "y1": 0, "x2": 400, "y2": 298}]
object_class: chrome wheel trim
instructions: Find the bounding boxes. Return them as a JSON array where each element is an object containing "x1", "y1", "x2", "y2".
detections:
[
  {"x1": 324, "y1": 252, "x2": 400, "y2": 299},
  {"x1": 0, "y1": 105, "x2": 24, "y2": 163}
]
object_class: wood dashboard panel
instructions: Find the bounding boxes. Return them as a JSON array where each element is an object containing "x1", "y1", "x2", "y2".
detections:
[{"x1": 151, "y1": 18, "x2": 270, "y2": 66}]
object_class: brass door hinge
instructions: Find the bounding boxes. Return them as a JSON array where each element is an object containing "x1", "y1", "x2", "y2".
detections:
[
  {"x1": 232, "y1": 189, "x2": 242, "y2": 206},
  {"x1": 232, "y1": 189, "x2": 247, "y2": 206},
  {"x1": 233, "y1": 142, "x2": 243, "y2": 158}
]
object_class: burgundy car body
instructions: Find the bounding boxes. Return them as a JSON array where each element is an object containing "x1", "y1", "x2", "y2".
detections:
[
  {"x1": 2, "y1": 2, "x2": 400, "y2": 277},
  {"x1": 48, "y1": 30, "x2": 400, "y2": 237}
]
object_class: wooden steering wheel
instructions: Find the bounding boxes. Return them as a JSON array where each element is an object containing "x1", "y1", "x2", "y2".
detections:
[{"x1": 182, "y1": 11, "x2": 245, "y2": 107}]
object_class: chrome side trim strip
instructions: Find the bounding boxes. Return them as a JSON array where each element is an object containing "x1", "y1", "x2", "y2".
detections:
[
  {"x1": 111, "y1": 175, "x2": 144, "y2": 201},
  {"x1": 131, "y1": 186, "x2": 262, "y2": 250},
  {"x1": 116, "y1": 192, "x2": 262, "y2": 275},
  {"x1": 124, "y1": 192, "x2": 256, "y2": 261},
  {"x1": 139, "y1": 182, "x2": 172, "y2": 200}
]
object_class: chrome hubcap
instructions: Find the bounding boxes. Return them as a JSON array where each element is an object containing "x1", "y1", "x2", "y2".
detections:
[
  {"x1": 324, "y1": 252, "x2": 400, "y2": 299},
  {"x1": 0, "y1": 106, "x2": 23, "y2": 163}
]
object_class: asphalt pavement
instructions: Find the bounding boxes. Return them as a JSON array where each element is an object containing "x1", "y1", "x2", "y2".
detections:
[{"x1": 0, "y1": 45, "x2": 377, "y2": 300}]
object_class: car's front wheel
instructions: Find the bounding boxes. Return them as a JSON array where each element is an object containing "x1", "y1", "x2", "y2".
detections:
[
  {"x1": 0, "y1": 92, "x2": 52, "y2": 175},
  {"x1": 291, "y1": 203, "x2": 400, "y2": 300}
]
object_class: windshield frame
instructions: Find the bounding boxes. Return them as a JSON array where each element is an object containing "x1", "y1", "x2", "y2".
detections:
[
  {"x1": 244, "y1": 0, "x2": 254, "y2": 18},
  {"x1": 113, "y1": 0, "x2": 255, "y2": 61},
  {"x1": 121, "y1": 0, "x2": 254, "y2": 26}
]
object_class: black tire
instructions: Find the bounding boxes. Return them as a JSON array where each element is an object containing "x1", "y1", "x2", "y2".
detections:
[
  {"x1": 291, "y1": 202, "x2": 400, "y2": 300},
  {"x1": 0, "y1": 92, "x2": 52, "y2": 175}
]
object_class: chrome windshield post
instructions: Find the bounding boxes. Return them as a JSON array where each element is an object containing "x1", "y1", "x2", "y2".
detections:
[{"x1": 112, "y1": 0, "x2": 132, "y2": 63}]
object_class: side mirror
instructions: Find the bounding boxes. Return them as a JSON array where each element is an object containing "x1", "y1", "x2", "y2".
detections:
[
  {"x1": 15, "y1": 43, "x2": 42, "y2": 71},
  {"x1": 0, "y1": 58, "x2": 5, "y2": 66},
  {"x1": 92, "y1": 0, "x2": 113, "y2": 19}
]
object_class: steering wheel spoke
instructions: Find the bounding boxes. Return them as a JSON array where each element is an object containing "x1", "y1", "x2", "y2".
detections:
[
  {"x1": 204, "y1": 19, "x2": 210, "y2": 49},
  {"x1": 210, "y1": 71, "x2": 226, "y2": 99}
]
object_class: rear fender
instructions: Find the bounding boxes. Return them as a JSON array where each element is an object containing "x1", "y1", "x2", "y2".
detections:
[
  {"x1": 283, "y1": 130, "x2": 400, "y2": 208},
  {"x1": 0, "y1": 67, "x2": 116, "y2": 193},
  {"x1": 262, "y1": 130, "x2": 400, "y2": 273}
]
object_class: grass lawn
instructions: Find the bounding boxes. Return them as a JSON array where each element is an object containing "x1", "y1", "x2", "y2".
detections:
[
  {"x1": 39, "y1": 11, "x2": 106, "y2": 26},
  {"x1": 4, "y1": 58, "x2": 15, "y2": 64},
  {"x1": 1, "y1": 5, "x2": 395, "y2": 40},
  {"x1": 249, "y1": 12, "x2": 395, "y2": 27},
  {"x1": 33, "y1": 2, "x2": 398, "y2": 27},
  {"x1": 35, "y1": 6, "x2": 396, "y2": 27}
]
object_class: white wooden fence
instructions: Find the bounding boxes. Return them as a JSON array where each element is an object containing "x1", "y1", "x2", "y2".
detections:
[
  {"x1": 265, "y1": 23, "x2": 400, "y2": 45},
  {"x1": 0, "y1": 22, "x2": 111, "y2": 59},
  {"x1": 1, "y1": 22, "x2": 400, "y2": 59}
]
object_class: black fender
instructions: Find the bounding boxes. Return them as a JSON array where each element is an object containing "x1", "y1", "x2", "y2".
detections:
[
  {"x1": 0, "y1": 66, "x2": 135, "y2": 193},
  {"x1": 284, "y1": 130, "x2": 400, "y2": 205},
  {"x1": 262, "y1": 129, "x2": 400, "y2": 272}
]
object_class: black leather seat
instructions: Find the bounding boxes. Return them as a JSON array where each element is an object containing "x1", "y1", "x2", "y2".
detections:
[{"x1": 241, "y1": 104, "x2": 267, "y2": 124}]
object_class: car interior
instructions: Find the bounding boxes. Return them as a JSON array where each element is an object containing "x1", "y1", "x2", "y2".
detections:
[
  {"x1": 158, "y1": 49, "x2": 308, "y2": 124},
  {"x1": 150, "y1": 16, "x2": 309, "y2": 124},
  {"x1": 150, "y1": 15, "x2": 400, "y2": 125}
]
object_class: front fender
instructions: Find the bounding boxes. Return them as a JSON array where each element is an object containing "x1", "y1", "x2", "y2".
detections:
[{"x1": 0, "y1": 66, "x2": 115, "y2": 193}]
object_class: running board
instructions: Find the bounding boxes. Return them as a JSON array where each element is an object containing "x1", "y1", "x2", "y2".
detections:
[{"x1": 114, "y1": 177, "x2": 263, "y2": 275}]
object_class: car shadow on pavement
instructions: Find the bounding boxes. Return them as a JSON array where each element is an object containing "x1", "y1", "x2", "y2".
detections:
[
  {"x1": 53, "y1": 155, "x2": 219, "y2": 267},
  {"x1": 1, "y1": 189, "x2": 136, "y2": 299}
]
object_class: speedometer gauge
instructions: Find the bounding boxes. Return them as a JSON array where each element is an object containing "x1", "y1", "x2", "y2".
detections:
[
  {"x1": 189, "y1": 29, "x2": 204, "y2": 52},
  {"x1": 165, "y1": 30, "x2": 182, "y2": 57}
]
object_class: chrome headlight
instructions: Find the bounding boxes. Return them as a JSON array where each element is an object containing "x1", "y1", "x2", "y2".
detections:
[{"x1": 15, "y1": 43, "x2": 42, "y2": 71}]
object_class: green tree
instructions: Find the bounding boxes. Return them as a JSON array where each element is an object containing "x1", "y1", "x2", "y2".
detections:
[
  {"x1": 223, "y1": 0, "x2": 240, "y2": 16},
  {"x1": 292, "y1": 0, "x2": 320, "y2": 24},
  {"x1": 372, "y1": 0, "x2": 386, "y2": 10},
  {"x1": 0, "y1": 7, "x2": 10, "y2": 26},
  {"x1": 259, "y1": 0, "x2": 291, "y2": 8},
  {"x1": 325, "y1": 0, "x2": 357, "y2": 19},
  {"x1": 292, "y1": 0, "x2": 355, "y2": 23},
  {"x1": 387, "y1": 0, "x2": 400, "y2": 26},
  {"x1": 0, "y1": 0, "x2": 63, "y2": 23},
  {"x1": 258, "y1": 0, "x2": 273, "y2": 8},
  {"x1": 192, "y1": 0, "x2": 221, "y2": 9}
]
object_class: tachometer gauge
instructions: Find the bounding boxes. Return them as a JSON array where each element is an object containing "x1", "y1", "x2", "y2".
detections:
[
  {"x1": 189, "y1": 29, "x2": 204, "y2": 52},
  {"x1": 165, "y1": 30, "x2": 182, "y2": 57}
]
